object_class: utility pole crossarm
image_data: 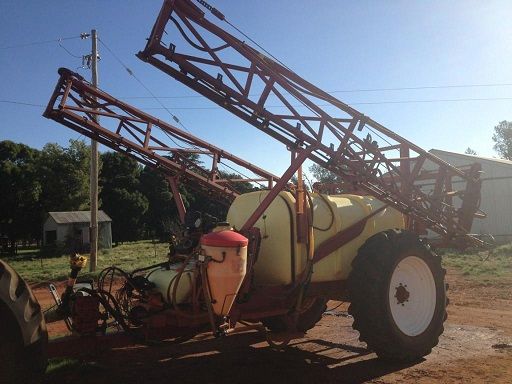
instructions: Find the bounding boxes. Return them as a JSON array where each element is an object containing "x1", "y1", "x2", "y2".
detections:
[
  {"x1": 43, "y1": 68, "x2": 279, "y2": 204},
  {"x1": 137, "y1": 0, "x2": 483, "y2": 243}
]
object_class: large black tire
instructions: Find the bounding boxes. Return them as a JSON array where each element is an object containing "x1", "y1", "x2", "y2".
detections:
[
  {"x1": 348, "y1": 229, "x2": 447, "y2": 362},
  {"x1": 0, "y1": 259, "x2": 48, "y2": 384},
  {"x1": 262, "y1": 296, "x2": 327, "y2": 333}
]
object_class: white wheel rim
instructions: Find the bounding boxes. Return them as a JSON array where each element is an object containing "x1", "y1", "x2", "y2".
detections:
[{"x1": 388, "y1": 256, "x2": 436, "y2": 336}]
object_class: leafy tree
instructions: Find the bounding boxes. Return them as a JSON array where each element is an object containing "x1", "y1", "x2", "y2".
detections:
[
  {"x1": 464, "y1": 147, "x2": 477, "y2": 155},
  {"x1": 309, "y1": 163, "x2": 341, "y2": 183},
  {"x1": 38, "y1": 140, "x2": 91, "y2": 212},
  {"x1": 219, "y1": 170, "x2": 259, "y2": 195},
  {"x1": 139, "y1": 166, "x2": 179, "y2": 240},
  {"x1": 0, "y1": 141, "x2": 42, "y2": 248},
  {"x1": 492, "y1": 121, "x2": 512, "y2": 160},
  {"x1": 99, "y1": 152, "x2": 148, "y2": 243},
  {"x1": 186, "y1": 170, "x2": 258, "y2": 221}
]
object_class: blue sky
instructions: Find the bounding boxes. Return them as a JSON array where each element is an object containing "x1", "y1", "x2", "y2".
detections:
[{"x1": 1, "y1": 0, "x2": 511, "y2": 177}]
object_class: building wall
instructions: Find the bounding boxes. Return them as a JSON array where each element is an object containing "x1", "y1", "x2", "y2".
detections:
[
  {"x1": 426, "y1": 151, "x2": 512, "y2": 243},
  {"x1": 43, "y1": 218, "x2": 70, "y2": 246},
  {"x1": 43, "y1": 218, "x2": 112, "y2": 249},
  {"x1": 43, "y1": 217, "x2": 58, "y2": 245}
]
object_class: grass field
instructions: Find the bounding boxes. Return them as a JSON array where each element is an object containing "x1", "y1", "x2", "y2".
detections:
[
  {"x1": 2, "y1": 240, "x2": 170, "y2": 283},
  {"x1": 441, "y1": 242, "x2": 512, "y2": 283},
  {"x1": 2, "y1": 239, "x2": 511, "y2": 284}
]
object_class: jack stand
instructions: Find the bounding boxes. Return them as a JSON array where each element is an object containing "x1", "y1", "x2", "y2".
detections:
[{"x1": 46, "y1": 283, "x2": 73, "y2": 330}]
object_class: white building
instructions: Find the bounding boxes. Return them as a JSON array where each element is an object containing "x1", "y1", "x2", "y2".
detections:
[
  {"x1": 43, "y1": 211, "x2": 112, "y2": 250},
  {"x1": 428, "y1": 149, "x2": 512, "y2": 243}
]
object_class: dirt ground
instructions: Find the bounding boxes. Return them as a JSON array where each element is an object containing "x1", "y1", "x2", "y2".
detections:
[{"x1": 34, "y1": 268, "x2": 512, "y2": 384}]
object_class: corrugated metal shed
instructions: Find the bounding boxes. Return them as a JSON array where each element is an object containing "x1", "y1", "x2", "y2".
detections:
[
  {"x1": 48, "y1": 211, "x2": 112, "y2": 224},
  {"x1": 427, "y1": 149, "x2": 512, "y2": 243},
  {"x1": 44, "y1": 211, "x2": 112, "y2": 249}
]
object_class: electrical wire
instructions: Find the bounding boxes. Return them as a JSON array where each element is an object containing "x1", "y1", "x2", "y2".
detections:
[
  {"x1": 193, "y1": 0, "x2": 512, "y2": 157},
  {"x1": 136, "y1": 96, "x2": 512, "y2": 110},
  {"x1": 0, "y1": 35, "x2": 82, "y2": 50},
  {"x1": 4, "y1": 95, "x2": 512, "y2": 110},
  {"x1": 58, "y1": 39, "x2": 83, "y2": 59},
  {"x1": 0, "y1": 100, "x2": 45, "y2": 107},
  {"x1": 352, "y1": 96, "x2": 512, "y2": 105},
  {"x1": 225, "y1": 19, "x2": 293, "y2": 73},
  {"x1": 330, "y1": 83, "x2": 512, "y2": 93},
  {"x1": 98, "y1": 37, "x2": 270, "y2": 191},
  {"x1": 121, "y1": 82, "x2": 512, "y2": 100},
  {"x1": 98, "y1": 37, "x2": 190, "y2": 133},
  {"x1": 93, "y1": 38, "x2": 267, "y2": 192},
  {"x1": 99, "y1": 37, "x2": 195, "y2": 151}
]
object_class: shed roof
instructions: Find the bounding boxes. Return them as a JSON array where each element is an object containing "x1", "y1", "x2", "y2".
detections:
[
  {"x1": 48, "y1": 211, "x2": 112, "y2": 224},
  {"x1": 429, "y1": 149, "x2": 512, "y2": 167}
]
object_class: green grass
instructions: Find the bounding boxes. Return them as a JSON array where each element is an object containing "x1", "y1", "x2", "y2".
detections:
[
  {"x1": 5, "y1": 239, "x2": 511, "y2": 285},
  {"x1": 441, "y1": 242, "x2": 512, "y2": 282},
  {"x1": 46, "y1": 358, "x2": 106, "y2": 377},
  {"x1": 46, "y1": 358, "x2": 81, "y2": 374},
  {"x1": 2, "y1": 240, "x2": 170, "y2": 283}
]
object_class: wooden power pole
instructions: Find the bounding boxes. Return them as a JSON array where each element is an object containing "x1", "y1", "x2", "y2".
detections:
[{"x1": 90, "y1": 29, "x2": 99, "y2": 272}]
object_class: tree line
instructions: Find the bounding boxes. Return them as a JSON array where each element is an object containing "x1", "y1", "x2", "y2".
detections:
[
  {"x1": 2, "y1": 121, "x2": 510, "y2": 251},
  {"x1": 0, "y1": 139, "x2": 255, "y2": 251}
]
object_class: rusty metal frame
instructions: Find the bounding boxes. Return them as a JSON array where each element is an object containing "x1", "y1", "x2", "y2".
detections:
[
  {"x1": 44, "y1": 68, "x2": 279, "y2": 221},
  {"x1": 138, "y1": 0, "x2": 483, "y2": 243}
]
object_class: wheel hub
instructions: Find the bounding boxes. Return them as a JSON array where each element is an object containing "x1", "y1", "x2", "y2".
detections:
[
  {"x1": 388, "y1": 256, "x2": 437, "y2": 336},
  {"x1": 394, "y1": 283, "x2": 410, "y2": 305}
]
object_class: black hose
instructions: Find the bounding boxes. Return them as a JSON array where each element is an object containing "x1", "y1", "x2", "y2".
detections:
[
  {"x1": 170, "y1": 16, "x2": 229, "y2": 52},
  {"x1": 311, "y1": 193, "x2": 336, "y2": 232}
]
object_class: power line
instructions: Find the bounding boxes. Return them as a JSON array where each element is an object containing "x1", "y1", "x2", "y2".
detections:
[
  {"x1": 98, "y1": 36, "x2": 196, "y2": 152},
  {"x1": 193, "y1": 0, "x2": 512, "y2": 131},
  {"x1": 330, "y1": 83, "x2": 512, "y2": 93},
  {"x1": 98, "y1": 37, "x2": 267, "y2": 190},
  {"x1": 97, "y1": 36, "x2": 246, "y2": 187},
  {"x1": 352, "y1": 96, "x2": 512, "y2": 105},
  {"x1": 0, "y1": 100, "x2": 45, "y2": 107},
  {"x1": 58, "y1": 39, "x2": 82, "y2": 59},
  {"x1": 120, "y1": 82, "x2": 512, "y2": 100},
  {"x1": 136, "y1": 96, "x2": 512, "y2": 110},
  {"x1": 0, "y1": 35, "x2": 82, "y2": 50},
  {"x1": 98, "y1": 37, "x2": 189, "y2": 130},
  {"x1": 3, "y1": 95, "x2": 511, "y2": 112}
]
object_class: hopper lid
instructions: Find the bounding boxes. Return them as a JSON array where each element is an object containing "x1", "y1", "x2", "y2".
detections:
[{"x1": 201, "y1": 230, "x2": 248, "y2": 247}]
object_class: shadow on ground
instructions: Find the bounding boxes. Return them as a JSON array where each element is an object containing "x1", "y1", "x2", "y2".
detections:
[{"x1": 44, "y1": 331, "x2": 420, "y2": 384}]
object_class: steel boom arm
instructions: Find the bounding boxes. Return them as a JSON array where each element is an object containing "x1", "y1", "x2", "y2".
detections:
[
  {"x1": 137, "y1": 0, "x2": 482, "y2": 242},
  {"x1": 43, "y1": 68, "x2": 278, "y2": 207}
]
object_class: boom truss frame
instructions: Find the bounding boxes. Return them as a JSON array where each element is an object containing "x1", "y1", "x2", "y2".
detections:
[
  {"x1": 44, "y1": 68, "x2": 279, "y2": 221},
  {"x1": 137, "y1": 0, "x2": 483, "y2": 243}
]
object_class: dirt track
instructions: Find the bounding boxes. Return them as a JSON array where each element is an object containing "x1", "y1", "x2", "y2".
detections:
[{"x1": 35, "y1": 268, "x2": 512, "y2": 383}]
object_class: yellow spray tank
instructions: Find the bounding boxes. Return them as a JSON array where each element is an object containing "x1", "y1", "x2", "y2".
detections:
[
  {"x1": 146, "y1": 262, "x2": 196, "y2": 304},
  {"x1": 227, "y1": 191, "x2": 405, "y2": 286}
]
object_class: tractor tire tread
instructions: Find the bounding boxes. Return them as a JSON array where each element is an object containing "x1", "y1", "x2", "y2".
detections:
[
  {"x1": 348, "y1": 229, "x2": 447, "y2": 362},
  {"x1": 0, "y1": 259, "x2": 48, "y2": 383}
]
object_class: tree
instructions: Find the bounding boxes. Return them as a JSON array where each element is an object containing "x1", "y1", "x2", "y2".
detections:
[
  {"x1": 309, "y1": 163, "x2": 341, "y2": 183},
  {"x1": 99, "y1": 152, "x2": 148, "y2": 243},
  {"x1": 492, "y1": 120, "x2": 512, "y2": 160},
  {"x1": 464, "y1": 147, "x2": 477, "y2": 155},
  {"x1": 0, "y1": 141, "x2": 42, "y2": 249},
  {"x1": 186, "y1": 170, "x2": 258, "y2": 221},
  {"x1": 139, "y1": 166, "x2": 179, "y2": 240},
  {"x1": 38, "y1": 140, "x2": 91, "y2": 212}
]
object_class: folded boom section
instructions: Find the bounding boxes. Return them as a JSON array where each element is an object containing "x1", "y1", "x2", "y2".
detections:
[
  {"x1": 137, "y1": 0, "x2": 482, "y2": 243},
  {"x1": 43, "y1": 68, "x2": 278, "y2": 204}
]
